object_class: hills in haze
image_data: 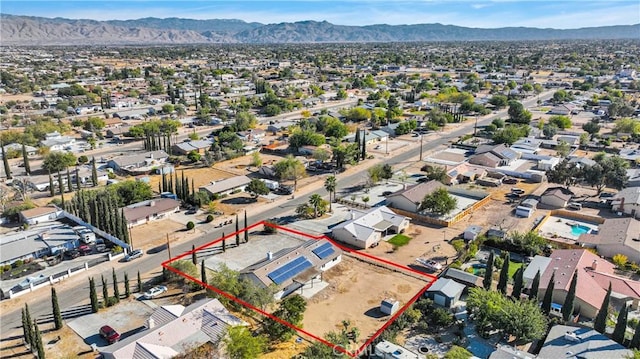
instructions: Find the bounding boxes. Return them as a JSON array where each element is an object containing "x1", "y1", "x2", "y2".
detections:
[{"x1": 1, "y1": 14, "x2": 639, "y2": 45}]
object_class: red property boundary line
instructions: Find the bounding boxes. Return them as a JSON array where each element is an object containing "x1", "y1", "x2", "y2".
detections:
[{"x1": 162, "y1": 221, "x2": 438, "y2": 357}]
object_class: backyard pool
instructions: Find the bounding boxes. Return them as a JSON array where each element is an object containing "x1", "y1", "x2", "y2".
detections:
[{"x1": 571, "y1": 224, "x2": 592, "y2": 236}]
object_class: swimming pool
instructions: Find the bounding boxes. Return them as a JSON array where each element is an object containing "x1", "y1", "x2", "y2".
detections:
[{"x1": 571, "y1": 224, "x2": 592, "y2": 236}]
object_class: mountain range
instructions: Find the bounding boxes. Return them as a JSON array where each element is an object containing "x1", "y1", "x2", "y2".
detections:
[{"x1": 2, "y1": 14, "x2": 639, "y2": 45}]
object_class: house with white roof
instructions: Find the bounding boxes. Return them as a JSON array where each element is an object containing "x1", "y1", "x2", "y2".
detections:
[
  {"x1": 40, "y1": 131, "x2": 75, "y2": 151},
  {"x1": 100, "y1": 299, "x2": 246, "y2": 359},
  {"x1": 331, "y1": 206, "x2": 409, "y2": 249}
]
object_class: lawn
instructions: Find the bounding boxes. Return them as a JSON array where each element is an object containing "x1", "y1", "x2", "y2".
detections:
[
  {"x1": 388, "y1": 234, "x2": 412, "y2": 247},
  {"x1": 508, "y1": 261, "x2": 523, "y2": 278}
]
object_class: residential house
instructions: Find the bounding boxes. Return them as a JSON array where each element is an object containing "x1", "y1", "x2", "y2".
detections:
[
  {"x1": 537, "y1": 325, "x2": 632, "y2": 359},
  {"x1": 380, "y1": 122, "x2": 400, "y2": 137},
  {"x1": 424, "y1": 278, "x2": 465, "y2": 308},
  {"x1": 445, "y1": 163, "x2": 487, "y2": 185},
  {"x1": 540, "y1": 187, "x2": 574, "y2": 208},
  {"x1": 257, "y1": 166, "x2": 277, "y2": 179},
  {"x1": 171, "y1": 139, "x2": 213, "y2": 155},
  {"x1": 240, "y1": 239, "x2": 342, "y2": 299},
  {"x1": 568, "y1": 157, "x2": 596, "y2": 168},
  {"x1": 578, "y1": 217, "x2": 640, "y2": 263},
  {"x1": 522, "y1": 255, "x2": 552, "y2": 286},
  {"x1": 463, "y1": 225, "x2": 483, "y2": 241},
  {"x1": 19, "y1": 206, "x2": 62, "y2": 225},
  {"x1": 101, "y1": 299, "x2": 246, "y2": 359},
  {"x1": 123, "y1": 198, "x2": 181, "y2": 227},
  {"x1": 511, "y1": 137, "x2": 542, "y2": 154},
  {"x1": 107, "y1": 150, "x2": 169, "y2": 175},
  {"x1": 488, "y1": 345, "x2": 535, "y2": 359},
  {"x1": 0, "y1": 224, "x2": 81, "y2": 266},
  {"x1": 619, "y1": 148, "x2": 640, "y2": 165},
  {"x1": 40, "y1": 131, "x2": 75, "y2": 151},
  {"x1": 627, "y1": 168, "x2": 640, "y2": 187},
  {"x1": 442, "y1": 267, "x2": 482, "y2": 288},
  {"x1": 331, "y1": 206, "x2": 410, "y2": 249},
  {"x1": 1, "y1": 143, "x2": 37, "y2": 157},
  {"x1": 199, "y1": 175, "x2": 251, "y2": 198},
  {"x1": 105, "y1": 126, "x2": 130, "y2": 138},
  {"x1": 373, "y1": 340, "x2": 420, "y2": 359},
  {"x1": 611, "y1": 186, "x2": 640, "y2": 218},
  {"x1": 469, "y1": 144, "x2": 520, "y2": 168},
  {"x1": 72, "y1": 165, "x2": 109, "y2": 185},
  {"x1": 386, "y1": 180, "x2": 444, "y2": 213},
  {"x1": 548, "y1": 104, "x2": 579, "y2": 116},
  {"x1": 538, "y1": 249, "x2": 640, "y2": 319},
  {"x1": 237, "y1": 129, "x2": 266, "y2": 142}
]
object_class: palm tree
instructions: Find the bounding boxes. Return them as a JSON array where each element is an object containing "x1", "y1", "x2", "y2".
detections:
[
  {"x1": 324, "y1": 176, "x2": 336, "y2": 212},
  {"x1": 309, "y1": 194, "x2": 323, "y2": 218}
]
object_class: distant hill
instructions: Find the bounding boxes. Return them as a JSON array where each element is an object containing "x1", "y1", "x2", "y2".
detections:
[{"x1": 1, "y1": 14, "x2": 638, "y2": 45}]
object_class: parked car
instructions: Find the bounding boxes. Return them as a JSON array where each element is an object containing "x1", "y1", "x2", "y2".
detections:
[
  {"x1": 511, "y1": 188, "x2": 525, "y2": 195},
  {"x1": 78, "y1": 245, "x2": 92, "y2": 255},
  {"x1": 96, "y1": 244, "x2": 108, "y2": 253},
  {"x1": 503, "y1": 177, "x2": 518, "y2": 184},
  {"x1": 99, "y1": 325, "x2": 120, "y2": 344},
  {"x1": 124, "y1": 249, "x2": 143, "y2": 262},
  {"x1": 64, "y1": 250, "x2": 80, "y2": 260},
  {"x1": 142, "y1": 285, "x2": 168, "y2": 299}
]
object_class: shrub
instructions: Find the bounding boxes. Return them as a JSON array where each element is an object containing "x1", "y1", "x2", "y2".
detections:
[
  {"x1": 111, "y1": 246, "x2": 123, "y2": 254},
  {"x1": 263, "y1": 220, "x2": 278, "y2": 234},
  {"x1": 186, "y1": 221, "x2": 195, "y2": 230},
  {"x1": 12, "y1": 260, "x2": 24, "y2": 268},
  {"x1": 205, "y1": 215, "x2": 213, "y2": 223}
]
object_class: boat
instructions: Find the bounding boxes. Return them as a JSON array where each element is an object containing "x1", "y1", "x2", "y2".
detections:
[{"x1": 416, "y1": 258, "x2": 442, "y2": 271}]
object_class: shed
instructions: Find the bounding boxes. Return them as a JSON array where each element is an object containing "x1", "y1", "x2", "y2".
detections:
[
  {"x1": 425, "y1": 278, "x2": 465, "y2": 308},
  {"x1": 486, "y1": 228, "x2": 506, "y2": 240},
  {"x1": 443, "y1": 267, "x2": 482, "y2": 287},
  {"x1": 463, "y1": 225, "x2": 483, "y2": 241},
  {"x1": 380, "y1": 298, "x2": 400, "y2": 315}
]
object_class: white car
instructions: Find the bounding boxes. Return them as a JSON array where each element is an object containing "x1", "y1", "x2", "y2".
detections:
[{"x1": 142, "y1": 285, "x2": 168, "y2": 299}]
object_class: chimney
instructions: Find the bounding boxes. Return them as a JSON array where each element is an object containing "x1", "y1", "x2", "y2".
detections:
[
  {"x1": 267, "y1": 252, "x2": 273, "y2": 261},
  {"x1": 591, "y1": 260, "x2": 598, "y2": 271},
  {"x1": 147, "y1": 317, "x2": 155, "y2": 329},
  {"x1": 350, "y1": 211, "x2": 356, "y2": 220}
]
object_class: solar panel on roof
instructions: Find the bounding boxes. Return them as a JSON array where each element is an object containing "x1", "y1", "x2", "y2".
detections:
[
  {"x1": 267, "y1": 257, "x2": 313, "y2": 285},
  {"x1": 312, "y1": 242, "x2": 335, "y2": 259}
]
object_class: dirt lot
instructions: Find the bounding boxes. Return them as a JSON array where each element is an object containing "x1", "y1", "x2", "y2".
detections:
[
  {"x1": 147, "y1": 166, "x2": 241, "y2": 195},
  {"x1": 130, "y1": 218, "x2": 189, "y2": 251},
  {"x1": 303, "y1": 256, "x2": 428, "y2": 346}
]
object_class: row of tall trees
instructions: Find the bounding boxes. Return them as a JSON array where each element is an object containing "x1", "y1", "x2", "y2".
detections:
[{"x1": 64, "y1": 189, "x2": 130, "y2": 245}]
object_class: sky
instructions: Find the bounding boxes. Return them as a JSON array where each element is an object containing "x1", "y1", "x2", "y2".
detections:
[{"x1": 2, "y1": 0, "x2": 639, "y2": 29}]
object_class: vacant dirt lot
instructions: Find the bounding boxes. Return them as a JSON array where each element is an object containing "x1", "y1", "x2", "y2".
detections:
[
  {"x1": 130, "y1": 218, "x2": 188, "y2": 251},
  {"x1": 303, "y1": 256, "x2": 428, "y2": 346},
  {"x1": 147, "y1": 166, "x2": 239, "y2": 195}
]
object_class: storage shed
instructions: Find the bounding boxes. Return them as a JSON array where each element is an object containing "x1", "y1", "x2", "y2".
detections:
[
  {"x1": 463, "y1": 225, "x2": 483, "y2": 241},
  {"x1": 425, "y1": 278, "x2": 465, "y2": 308},
  {"x1": 380, "y1": 298, "x2": 400, "y2": 315}
]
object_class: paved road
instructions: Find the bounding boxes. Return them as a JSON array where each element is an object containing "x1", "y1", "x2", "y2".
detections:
[{"x1": 0, "y1": 91, "x2": 552, "y2": 336}]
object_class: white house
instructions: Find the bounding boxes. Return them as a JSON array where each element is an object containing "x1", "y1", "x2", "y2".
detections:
[
  {"x1": 123, "y1": 198, "x2": 181, "y2": 227},
  {"x1": 331, "y1": 206, "x2": 410, "y2": 249},
  {"x1": 199, "y1": 175, "x2": 251, "y2": 198},
  {"x1": 19, "y1": 206, "x2": 62, "y2": 225},
  {"x1": 40, "y1": 131, "x2": 75, "y2": 151}
]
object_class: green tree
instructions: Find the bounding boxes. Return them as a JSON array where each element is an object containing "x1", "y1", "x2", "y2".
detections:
[
  {"x1": 21, "y1": 143, "x2": 31, "y2": 175},
  {"x1": 1, "y1": 144, "x2": 12, "y2": 179},
  {"x1": 273, "y1": 155, "x2": 306, "y2": 191},
  {"x1": 109, "y1": 180, "x2": 153, "y2": 206},
  {"x1": 89, "y1": 277, "x2": 99, "y2": 313},
  {"x1": 497, "y1": 253, "x2": 510, "y2": 295},
  {"x1": 42, "y1": 151, "x2": 76, "y2": 173},
  {"x1": 630, "y1": 321, "x2": 640, "y2": 350},
  {"x1": 112, "y1": 268, "x2": 120, "y2": 303},
  {"x1": 324, "y1": 175, "x2": 337, "y2": 212},
  {"x1": 101, "y1": 275, "x2": 108, "y2": 306},
  {"x1": 201, "y1": 260, "x2": 208, "y2": 291},
  {"x1": 421, "y1": 188, "x2": 457, "y2": 216},
  {"x1": 223, "y1": 326, "x2": 266, "y2": 359},
  {"x1": 488, "y1": 94, "x2": 509, "y2": 109},
  {"x1": 51, "y1": 287, "x2": 63, "y2": 330},
  {"x1": 543, "y1": 123, "x2": 558, "y2": 139},
  {"x1": 502, "y1": 297, "x2": 548, "y2": 343},
  {"x1": 91, "y1": 158, "x2": 98, "y2": 186},
  {"x1": 483, "y1": 252, "x2": 495, "y2": 290},
  {"x1": 614, "y1": 118, "x2": 640, "y2": 134},
  {"x1": 265, "y1": 294, "x2": 307, "y2": 342},
  {"x1": 582, "y1": 119, "x2": 601, "y2": 138},
  {"x1": 186, "y1": 221, "x2": 195, "y2": 231},
  {"x1": 547, "y1": 159, "x2": 581, "y2": 189},
  {"x1": 33, "y1": 320, "x2": 45, "y2": 359},
  {"x1": 549, "y1": 115, "x2": 572, "y2": 129},
  {"x1": 562, "y1": 270, "x2": 578, "y2": 322},
  {"x1": 507, "y1": 100, "x2": 532, "y2": 124},
  {"x1": 124, "y1": 272, "x2": 130, "y2": 298},
  {"x1": 492, "y1": 124, "x2": 530, "y2": 145},
  {"x1": 250, "y1": 152, "x2": 262, "y2": 167},
  {"x1": 137, "y1": 271, "x2": 142, "y2": 293},
  {"x1": 613, "y1": 304, "x2": 629, "y2": 344},
  {"x1": 541, "y1": 271, "x2": 555, "y2": 315},
  {"x1": 308, "y1": 194, "x2": 328, "y2": 218},
  {"x1": 594, "y1": 282, "x2": 612, "y2": 333},
  {"x1": 245, "y1": 179, "x2": 270, "y2": 198},
  {"x1": 83, "y1": 117, "x2": 106, "y2": 132},
  {"x1": 556, "y1": 140, "x2": 571, "y2": 158},
  {"x1": 512, "y1": 266, "x2": 524, "y2": 299},
  {"x1": 445, "y1": 346, "x2": 473, "y2": 359},
  {"x1": 22, "y1": 304, "x2": 33, "y2": 346}
]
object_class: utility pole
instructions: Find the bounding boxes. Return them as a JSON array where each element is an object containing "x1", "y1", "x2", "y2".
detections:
[
  {"x1": 419, "y1": 134, "x2": 424, "y2": 161},
  {"x1": 166, "y1": 233, "x2": 172, "y2": 261},
  {"x1": 474, "y1": 113, "x2": 479, "y2": 137}
]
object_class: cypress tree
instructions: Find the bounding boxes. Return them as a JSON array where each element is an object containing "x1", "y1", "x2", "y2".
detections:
[
  {"x1": 612, "y1": 304, "x2": 628, "y2": 344},
  {"x1": 89, "y1": 278, "x2": 99, "y2": 313},
  {"x1": 21, "y1": 307, "x2": 31, "y2": 346},
  {"x1": 244, "y1": 211, "x2": 249, "y2": 243},
  {"x1": 137, "y1": 271, "x2": 142, "y2": 293},
  {"x1": 354, "y1": 129, "x2": 361, "y2": 157},
  {"x1": 121, "y1": 210, "x2": 130, "y2": 245},
  {"x1": 530, "y1": 269, "x2": 541, "y2": 300},
  {"x1": 562, "y1": 270, "x2": 578, "y2": 322},
  {"x1": 594, "y1": 282, "x2": 612, "y2": 333},
  {"x1": 191, "y1": 178, "x2": 195, "y2": 200},
  {"x1": 512, "y1": 266, "x2": 524, "y2": 299},
  {"x1": 181, "y1": 171, "x2": 186, "y2": 200},
  {"x1": 48, "y1": 171, "x2": 55, "y2": 197},
  {"x1": 483, "y1": 252, "x2": 494, "y2": 290},
  {"x1": 161, "y1": 173, "x2": 166, "y2": 193},
  {"x1": 24, "y1": 303, "x2": 34, "y2": 347},
  {"x1": 361, "y1": 130, "x2": 366, "y2": 160},
  {"x1": 629, "y1": 320, "x2": 640, "y2": 349},
  {"x1": 66, "y1": 167, "x2": 73, "y2": 192},
  {"x1": 91, "y1": 158, "x2": 98, "y2": 187},
  {"x1": 22, "y1": 143, "x2": 31, "y2": 175},
  {"x1": 235, "y1": 214, "x2": 240, "y2": 245},
  {"x1": 33, "y1": 320, "x2": 45, "y2": 359},
  {"x1": 497, "y1": 253, "x2": 510, "y2": 294},
  {"x1": 542, "y1": 271, "x2": 556, "y2": 315},
  {"x1": 112, "y1": 268, "x2": 120, "y2": 303},
  {"x1": 51, "y1": 287, "x2": 63, "y2": 330},
  {"x1": 124, "y1": 272, "x2": 130, "y2": 298},
  {"x1": 201, "y1": 260, "x2": 207, "y2": 289},
  {"x1": 1, "y1": 143, "x2": 11, "y2": 179},
  {"x1": 75, "y1": 167, "x2": 81, "y2": 189},
  {"x1": 58, "y1": 170, "x2": 65, "y2": 206},
  {"x1": 192, "y1": 244, "x2": 197, "y2": 265},
  {"x1": 101, "y1": 275, "x2": 108, "y2": 306}
]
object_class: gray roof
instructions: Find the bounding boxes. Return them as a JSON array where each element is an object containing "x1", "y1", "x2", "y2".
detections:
[
  {"x1": 173, "y1": 140, "x2": 212, "y2": 153},
  {"x1": 199, "y1": 175, "x2": 251, "y2": 195},
  {"x1": 489, "y1": 345, "x2": 535, "y2": 359},
  {"x1": 332, "y1": 206, "x2": 409, "y2": 242},
  {"x1": 614, "y1": 186, "x2": 640, "y2": 205},
  {"x1": 109, "y1": 150, "x2": 169, "y2": 168},
  {"x1": 538, "y1": 325, "x2": 632, "y2": 359},
  {"x1": 443, "y1": 267, "x2": 481, "y2": 286},
  {"x1": 426, "y1": 278, "x2": 465, "y2": 298},
  {"x1": 464, "y1": 225, "x2": 483, "y2": 235},
  {"x1": 387, "y1": 180, "x2": 444, "y2": 204},
  {"x1": 123, "y1": 198, "x2": 181, "y2": 223},
  {"x1": 522, "y1": 255, "x2": 552, "y2": 284}
]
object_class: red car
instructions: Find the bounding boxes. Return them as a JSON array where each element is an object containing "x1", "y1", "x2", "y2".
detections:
[{"x1": 99, "y1": 325, "x2": 120, "y2": 344}]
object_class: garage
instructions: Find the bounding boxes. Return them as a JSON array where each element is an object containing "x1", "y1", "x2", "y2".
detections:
[{"x1": 433, "y1": 293, "x2": 447, "y2": 307}]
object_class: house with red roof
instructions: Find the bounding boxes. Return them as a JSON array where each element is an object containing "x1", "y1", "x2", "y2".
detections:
[{"x1": 537, "y1": 249, "x2": 640, "y2": 319}]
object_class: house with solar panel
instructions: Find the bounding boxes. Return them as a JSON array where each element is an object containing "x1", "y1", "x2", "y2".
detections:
[
  {"x1": 239, "y1": 239, "x2": 342, "y2": 300},
  {"x1": 468, "y1": 144, "x2": 520, "y2": 168}
]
